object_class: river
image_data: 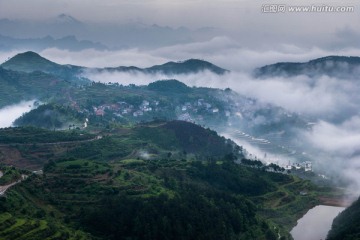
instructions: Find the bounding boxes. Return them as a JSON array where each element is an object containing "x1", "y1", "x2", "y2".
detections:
[{"x1": 291, "y1": 205, "x2": 345, "y2": 240}]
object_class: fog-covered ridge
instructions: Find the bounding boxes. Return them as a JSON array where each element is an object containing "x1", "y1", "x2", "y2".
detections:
[{"x1": 254, "y1": 55, "x2": 360, "y2": 79}]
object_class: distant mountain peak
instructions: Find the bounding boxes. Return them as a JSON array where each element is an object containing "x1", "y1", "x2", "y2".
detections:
[
  {"x1": 1, "y1": 51, "x2": 60, "y2": 73},
  {"x1": 147, "y1": 59, "x2": 229, "y2": 75},
  {"x1": 104, "y1": 59, "x2": 229, "y2": 75},
  {"x1": 3, "y1": 51, "x2": 49, "y2": 65},
  {"x1": 56, "y1": 13, "x2": 81, "y2": 24}
]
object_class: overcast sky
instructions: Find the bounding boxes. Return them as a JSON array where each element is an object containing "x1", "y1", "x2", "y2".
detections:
[{"x1": 0, "y1": 0, "x2": 359, "y2": 50}]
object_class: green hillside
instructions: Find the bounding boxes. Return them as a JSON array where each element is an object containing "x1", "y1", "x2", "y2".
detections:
[
  {"x1": 0, "y1": 67, "x2": 70, "y2": 108},
  {"x1": 0, "y1": 122, "x2": 323, "y2": 239},
  {"x1": 13, "y1": 104, "x2": 84, "y2": 129}
]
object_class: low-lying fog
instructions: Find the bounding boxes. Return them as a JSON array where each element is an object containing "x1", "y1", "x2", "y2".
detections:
[{"x1": 0, "y1": 100, "x2": 37, "y2": 128}]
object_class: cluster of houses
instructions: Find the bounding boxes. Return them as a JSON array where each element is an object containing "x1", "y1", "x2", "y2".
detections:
[
  {"x1": 283, "y1": 161, "x2": 312, "y2": 172},
  {"x1": 176, "y1": 99, "x2": 227, "y2": 122},
  {"x1": 92, "y1": 100, "x2": 160, "y2": 118},
  {"x1": 91, "y1": 98, "x2": 226, "y2": 121}
]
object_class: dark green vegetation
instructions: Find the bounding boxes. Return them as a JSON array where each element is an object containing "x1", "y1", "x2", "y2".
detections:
[
  {"x1": 0, "y1": 126, "x2": 93, "y2": 144},
  {"x1": 147, "y1": 79, "x2": 191, "y2": 93},
  {"x1": 0, "y1": 122, "x2": 323, "y2": 240},
  {"x1": 14, "y1": 104, "x2": 84, "y2": 129},
  {"x1": 0, "y1": 67, "x2": 70, "y2": 108},
  {"x1": 254, "y1": 56, "x2": 360, "y2": 79},
  {"x1": 0, "y1": 166, "x2": 22, "y2": 185},
  {"x1": 327, "y1": 197, "x2": 360, "y2": 240},
  {"x1": 11, "y1": 78, "x2": 232, "y2": 129}
]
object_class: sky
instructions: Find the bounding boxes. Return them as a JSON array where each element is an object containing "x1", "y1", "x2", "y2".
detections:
[{"x1": 0, "y1": 0, "x2": 359, "y2": 50}]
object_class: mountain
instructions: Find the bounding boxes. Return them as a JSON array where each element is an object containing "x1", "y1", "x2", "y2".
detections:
[
  {"x1": 1, "y1": 51, "x2": 86, "y2": 82},
  {"x1": 2, "y1": 51, "x2": 69, "y2": 73},
  {"x1": 55, "y1": 13, "x2": 82, "y2": 25},
  {"x1": 3, "y1": 52, "x2": 227, "y2": 77},
  {"x1": 0, "y1": 34, "x2": 108, "y2": 51},
  {"x1": 146, "y1": 59, "x2": 228, "y2": 75},
  {"x1": 327, "y1": 197, "x2": 360, "y2": 239},
  {"x1": 254, "y1": 56, "x2": 360, "y2": 79},
  {"x1": 105, "y1": 59, "x2": 229, "y2": 75}
]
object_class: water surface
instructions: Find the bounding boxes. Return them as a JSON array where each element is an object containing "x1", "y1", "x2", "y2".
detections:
[{"x1": 291, "y1": 205, "x2": 345, "y2": 240}]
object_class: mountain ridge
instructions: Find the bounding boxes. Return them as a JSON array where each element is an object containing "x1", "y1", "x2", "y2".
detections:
[
  {"x1": 254, "y1": 55, "x2": 360, "y2": 78},
  {"x1": 2, "y1": 51, "x2": 228, "y2": 76}
]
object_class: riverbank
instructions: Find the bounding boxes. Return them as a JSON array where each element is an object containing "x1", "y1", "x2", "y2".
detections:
[
  {"x1": 317, "y1": 186, "x2": 356, "y2": 207},
  {"x1": 318, "y1": 196, "x2": 353, "y2": 207}
]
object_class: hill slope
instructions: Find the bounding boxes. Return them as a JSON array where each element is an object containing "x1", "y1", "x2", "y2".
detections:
[
  {"x1": 0, "y1": 67, "x2": 70, "y2": 108},
  {"x1": 0, "y1": 123, "x2": 321, "y2": 239},
  {"x1": 327, "y1": 197, "x2": 360, "y2": 239}
]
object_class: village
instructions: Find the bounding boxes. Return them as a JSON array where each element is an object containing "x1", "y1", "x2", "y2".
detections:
[{"x1": 91, "y1": 98, "x2": 225, "y2": 123}]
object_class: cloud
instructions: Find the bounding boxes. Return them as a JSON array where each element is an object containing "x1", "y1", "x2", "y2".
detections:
[
  {"x1": 303, "y1": 116, "x2": 360, "y2": 195},
  {"x1": 39, "y1": 48, "x2": 168, "y2": 68},
  {"x1": 83, "y1": 68, "x2": 359, "y2": 121},
  {"x1": 0, "y1": 100, "x2": 36, "y2": 128},
  {"x1": 10, "y1": 36, "x2": 359, "y2": 73},
  {"x1": 151, "y1": 37, "x2": 360, "y2": 72},
  {"x1": 306, "y1": 117, "x2": 360, "y2": 155}
]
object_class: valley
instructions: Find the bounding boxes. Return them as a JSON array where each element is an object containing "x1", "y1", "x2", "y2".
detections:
[{"x1": 0, "y1": 51, "x2": 357, "y2": 240}]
